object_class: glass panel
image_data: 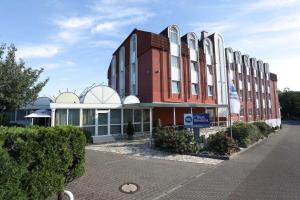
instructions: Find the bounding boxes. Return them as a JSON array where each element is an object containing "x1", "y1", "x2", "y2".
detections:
[
  {"x1": 143, "y1": 123, "x2": 150, "y2": 132},
  {"x1": 68, "y1": 109, "x2": 80, "y2": 126},
  {"x1": 134, "y1": 110, "x2": 141, "y2": 123},
  {"x1": 172, "y1": 81, "x2": 180, "y2": 93},
  {"x1": 55, "y1": 109, "x2": 67, "y2": 125},
  {"x1": 110, "y1": 109, "x2": 121, "y2": 124},
  {"x1": 143, "y1": 109, "x2": 150, "y2": 122},
  {"x1": 111, "y1": 125, "x2": 121, "y2": 134},
  {"x1": 17, "y1": 110, "x2": 27, "y2": 121},
  {"x1": 98, "y1": 113, "x2": 108, "y2": 125},
  {"x1": 6, "y1": 111, "x2": 15, "y2": 121},
  {"x1": 83, "y1": 109, "x2": 95, "y2": 125},
  {"x1": 98, "y1": 126, "x2": 108, "y2": 135},
  {"x1": 82, "y1": 126, "x2": 95, "y2": 137},
  {"x1": 134, "y1": 124, "x2": 141, "y2": 132},
  {"x1": 192, "y1": 84, "x2": 198, "y2": 95},
  {"x1": 124, "y1": 109, "x2": 132, "y2": 123}
]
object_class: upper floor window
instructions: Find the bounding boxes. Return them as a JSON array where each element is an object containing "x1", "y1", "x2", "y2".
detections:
[
  {"x1": 111, "y1": 56, "x2": 116, "y2": 89},
  {"x1": 130, "y1": 34, "x2": 138, "y2": 95},
  {"x1": 119, "y1": 47, "x2": 125, "y2": 97},
  {"x1": 171, "y1": 55, "x2": 181, "y2": 93},
  {"x1": 170, "y1": 27, "x2": 179, "y2": 44},
  {"x1": 190, "y1": 62, "x2": 198, "y2": 95}
]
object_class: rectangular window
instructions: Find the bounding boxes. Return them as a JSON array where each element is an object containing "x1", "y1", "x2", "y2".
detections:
[
  {"x1": 190, "y1": 62, "x2": 198, "y2": 95},
  {"x1": 248, "y1": 108, "x2": 253, "y2": 116},
  {"x1": 191, "y1": 84, "x2": 198, "y2": 95},
  {"x1": 171, "y1": 55, "x2": 181, "y2": 93},
  {"x1": 55, "y1": 109, "x2": 67, "y2": 125},
  {"x1": 240, "y1": 108, "x2": 244, "y2": 116},
  {"x1": 256, "y1": 108, "x2": 260, "y2": 115},
  {"x1": 239, "y1": 73, "x2": 243, "y2": 81},
  {"x1": 68, "y1": 109, "x2": 80, "y2": 126},
  {"x1": 248, "y1": 91, "x2": 252, "y2": 100},
  {"x1": 207, "y1": 65, "x2": 213, "y2": 75},
  {"x1": 208, "y1": 85, "x2": 213, "y2": 96},
  {"x1": 82, "y1": 109, "x2": 95, "y2": 126},
  {"x1": 239, "y1": 90, "x2": 243, "y2": 100},
  {"x1": 172, "y1": 81, "x2": 180, "y2": 93},
  {"x1": 171, "y1": 32, "x2": 178, "y2": 44}
]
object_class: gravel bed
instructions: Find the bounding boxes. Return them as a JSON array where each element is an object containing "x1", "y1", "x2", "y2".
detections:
[{"x1": 86, "y1": 139, "x2": 223, "y2": 165}]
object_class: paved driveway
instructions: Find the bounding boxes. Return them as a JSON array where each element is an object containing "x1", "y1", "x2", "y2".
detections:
[
  {"x1": 66, "y1": 150, "x2": 216, "y2": 200},
  {"x1": 66, "y1": 122, "x2": 300, "y2": 200}
]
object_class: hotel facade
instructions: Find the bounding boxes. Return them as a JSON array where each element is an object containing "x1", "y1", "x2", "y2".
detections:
[
  {"x1": 107, "y1": 25, "x2": 281, "y2": 128},
  {"x1": 9, "y1": 25, "x2": 281, "y2": 143}
]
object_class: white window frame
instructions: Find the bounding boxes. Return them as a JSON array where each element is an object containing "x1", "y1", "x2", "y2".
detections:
[
  {"x1": 119, "y1": 46, "x2": 125, "y2": 97},
  {"x1": 130, "y1": 34, "x2": 138, "y2": 95},
  {"x1": 168, "y1": 25, "x2": 181, "y2": 94},
  {"x1": 111, "y1": 56, "x2": 116, "y2": 89}
]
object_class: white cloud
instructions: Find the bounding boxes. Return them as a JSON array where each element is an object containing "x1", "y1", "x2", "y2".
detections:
[
  {"x1": 57, "y1": 31, "x2": 79, "y2": 43},
  {"x1": 92, "y1": 40, "x2": 118, "y2": 48},
  {"x1": 248, "y1": 14, "x2": 300, "y2": 34},
  {"x1": 17, "y1": 45, "x2": 60, "y2": 59},
  {"x1": 190, "y1": 21, "x2": 235, "y2": 34},
  {"x1": 92, "y1": 22, "x2": 115, "y2": 33},
  {"x1": 55, "y1": 17, "x2": 94, "y2": 29},
  {"x1": 249, "y1": 0, "x2": 299, "y2": 10}
]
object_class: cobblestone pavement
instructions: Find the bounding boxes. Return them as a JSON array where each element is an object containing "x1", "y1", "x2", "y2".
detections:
[{"x1": 66, "y1": 123, "x2": 300, "y2": 200}]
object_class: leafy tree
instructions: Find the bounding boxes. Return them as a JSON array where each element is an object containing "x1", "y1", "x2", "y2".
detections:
[
  {"x1": 279, "y1": 89, "x2": 300, "y2": 120},
  {"x1": 0, "y1": 44, "x2": 48, "y2": 115}
]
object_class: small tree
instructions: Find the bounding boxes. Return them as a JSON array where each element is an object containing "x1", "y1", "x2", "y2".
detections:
[
  {"x1": 0, "y1": 44, "x2": 48, "y2": 123},
  {"x1": 126, "y1": 121, "x2": 135, "y2": 140}
]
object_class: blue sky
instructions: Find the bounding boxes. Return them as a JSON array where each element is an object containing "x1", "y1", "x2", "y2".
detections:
[{"x1": 1, "y1": 0, "x2": 299, "y2": 98}]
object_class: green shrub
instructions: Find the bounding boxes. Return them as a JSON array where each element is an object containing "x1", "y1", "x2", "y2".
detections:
[
  {"x1": 0, "y1": 126, "x2": 86, "y2": 199},
  {"x1": 154, "y1": 128, "x2": 201, "y2": 154},
  {"x1": 230, "y1": 122, "x2": 263, "y2": 148},
  {"x1": 82, "y1": 128, "x2": 93, "y2": 144},
  {"x1": 206, "y1": 131, "x2": 239, "y2": 156},
  {"x1": 0, "y1": 148, "x2": 27, "y2": 200},
  {"x1": 252, "y1": 122, "x2": 273, "y2": 137}
]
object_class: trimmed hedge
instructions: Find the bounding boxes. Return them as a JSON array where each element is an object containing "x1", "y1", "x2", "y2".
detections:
[
  {"x1": 206, "y1": 131, "x2": 240, "y2": 156},
  {"x1": 154, "y1": 127, "x2": 201, "y2": 154},
  {"x1": 230, "y1": 122, "x2": 263, "y2": 148},
  {"x1": 252, "y1": 121, "x2": 273, "y2": 137},
  {"x1": 0, "y1": 126, "x2": 86, "y2": 200}
]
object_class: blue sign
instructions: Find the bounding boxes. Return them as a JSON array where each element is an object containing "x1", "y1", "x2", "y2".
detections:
[{"x1": 184, "y1": 113, "x2": 210, "y2": 128}]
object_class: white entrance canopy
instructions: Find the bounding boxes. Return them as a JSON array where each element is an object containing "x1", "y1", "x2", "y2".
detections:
[{"x1": 25, "y1": 109, "x2": 51, "y2": 118}]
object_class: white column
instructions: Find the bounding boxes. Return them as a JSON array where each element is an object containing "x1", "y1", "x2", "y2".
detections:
[
  {"x1": 79, "y1": 108, "x2": 83, "y2": 127},
  {"x1": 66, "y1": 109, "x2": 69, "y2": 125},
  {"x1": 51, "y1": 109, "x2": 55, "y2": 127},
  {"x1": 173, "y1": 107, "x2": 176, "y2": 127},
  {"x1": 190, "y1": 107, "x2": 193, "y2": 114},
  {"x1": 141, "y1": 109, "x2": 144, "y2": 135},
  {"x1": 95, "y1": 109, "x2": 98, "y2": 136},
  {"x1": 121, "y1": 108, "x2": 124, "y2": 135},
  {"x1": 108, "y1": 109, "x2": 111, "y2": 135},
  {"x1": 149, "y1": 108, "x2": 153, "y2": 147}
]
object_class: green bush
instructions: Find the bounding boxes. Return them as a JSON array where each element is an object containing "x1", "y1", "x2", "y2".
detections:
[
  {"x1": 252, "y1": 122, "x2": 273, "y2": 137},
  {"x1": 0, "y1": 126, "x2": 86, "y2": 199},
  {"x1": 154, "y1": 128, "x2": 201, "y2": 154},
  {"x1": 230, "y1": 122, "x2": 263, "y2": 148},
  {"x1": 206, "y1": 131, "x2": 239, "y2": 156}
]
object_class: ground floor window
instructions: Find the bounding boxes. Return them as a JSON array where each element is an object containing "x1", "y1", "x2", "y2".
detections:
[
  {"x1": 55, "y1": 109, "x2": 67, "y2": 125},
  {"x1": 82, "y1": 109, "x2": 95, "y2": 136}
]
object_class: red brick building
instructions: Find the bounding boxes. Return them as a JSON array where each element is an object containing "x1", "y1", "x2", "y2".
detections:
[{"x1": 107, "y1": 25, "x2": 281, "y2": 128}]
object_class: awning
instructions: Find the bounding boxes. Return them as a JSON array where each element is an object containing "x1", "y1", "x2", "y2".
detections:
[{"x1": 25, "y1": 109, "x2": 51, "y2": 118}]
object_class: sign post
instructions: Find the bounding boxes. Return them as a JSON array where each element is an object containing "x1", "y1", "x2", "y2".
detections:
[{"x1": 184, "y1": 113, "x2": 210, "y2": 142}]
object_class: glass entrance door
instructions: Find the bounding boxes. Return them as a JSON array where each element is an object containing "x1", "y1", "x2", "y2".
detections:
[{"x1": 96, "y1": 110, "x2": 109, "y2": 136}]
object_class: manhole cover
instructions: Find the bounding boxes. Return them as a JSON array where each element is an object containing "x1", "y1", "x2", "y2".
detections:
[{"x1": 119, "y1": 182, "x2": 140, "y2": 194}]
